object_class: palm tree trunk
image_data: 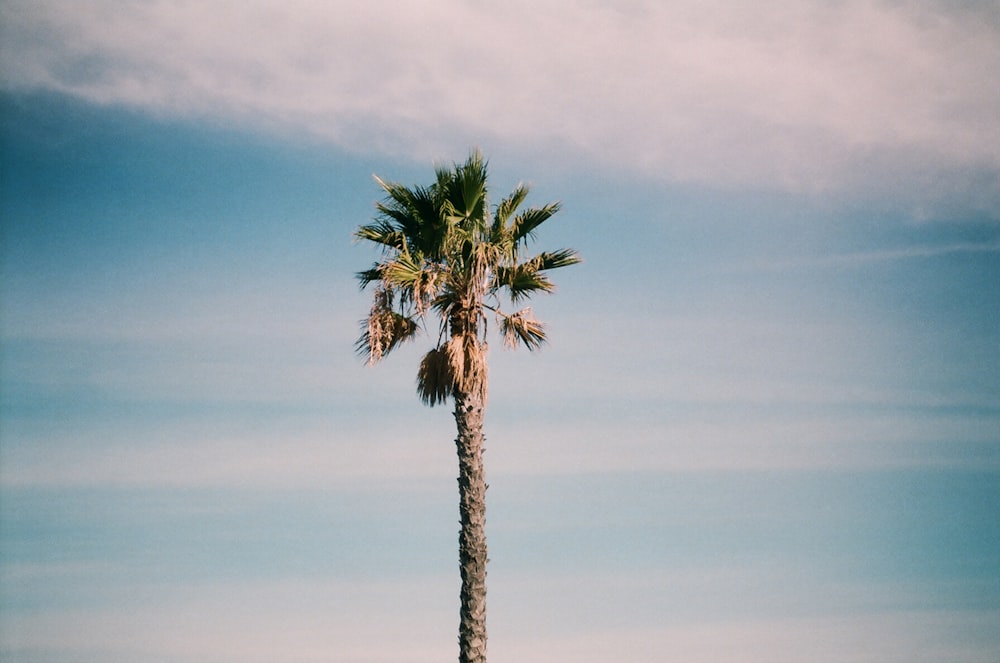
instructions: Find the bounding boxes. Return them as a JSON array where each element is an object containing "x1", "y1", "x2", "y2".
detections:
[{"x1": 454, "y1": 388, "x2": 488, "y2": 663}]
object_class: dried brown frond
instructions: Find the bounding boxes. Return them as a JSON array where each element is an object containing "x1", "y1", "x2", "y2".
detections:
[
  {"x1": 413, "y1": 265, "x2": 441, "y2": 313},
  {"x1": 500, "y1": 307, "x2": 546, "y2": 350},
  {"x1": 417, "y1": 347, "x2": 453, "y2": 406},
  {"x1": 447, "y1": 334, "x2": 488, "y2": 401},
  {"x1": 361, "y1": 287, "x2": 417, "y2": 364}
]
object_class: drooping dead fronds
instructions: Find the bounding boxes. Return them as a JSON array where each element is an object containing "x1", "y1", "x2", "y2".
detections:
[
  {"x1": 358, "y1": 287, "x2": 418, "y2": 364},
  {"x1": 500, "y1": 307, "x2": 546, "y2": 350},
  {"x1": 417, "y1": 346, "x2": 453, "y2": 406},
  {"x1": 447, "y1": 333, "x2": 488, "y2": 402}
]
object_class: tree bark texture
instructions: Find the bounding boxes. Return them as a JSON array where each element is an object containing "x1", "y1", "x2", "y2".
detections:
[{"x1": 454, "y1": 389, "x2": 488, "y2": 663}]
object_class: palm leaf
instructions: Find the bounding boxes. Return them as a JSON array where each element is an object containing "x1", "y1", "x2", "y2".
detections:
[
  {"x1": 417, "y1": 347, "x2": 453, "y2": 406},
  {"x1": 382, "y1": 253, "x2": 427, "y2": 289},
  {"x1": 454, "y1": 150, "x2": 488, "y2": 227},
  {"x1": 500, "y1": 308, "x2": 546, "y2": 350},
  {"x1": 356, "y1": 265, "x2": 383, "y2": 289},
  {"x1": 495, "y1": 263, "x2": 555, "y2": 303},
  {"x1": 373, "y1": 177, "x2": 446, "y2": 258},
  {"x1": 356, "y1": 311, "x2": 418, "y2": 364},
  {"x1": 355, "y1": 219, "x2": 407, "y2": 252},
  {"x1": 357, "y1": 287, "x2": 419, "y2": 364},
  {"x1": 535, "y1": 248, "x2": 582, "y2": 271},
  {"x1": 494, "y1": 184, "x2": 529, "y2": 229},
  {"x1": 510, "y1": 203, "x2": 561, "y2": 245}
]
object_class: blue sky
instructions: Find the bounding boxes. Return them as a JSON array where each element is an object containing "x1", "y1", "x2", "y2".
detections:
[{"x1": 1, "y1": 1, "x2": 999, "y2": 661}]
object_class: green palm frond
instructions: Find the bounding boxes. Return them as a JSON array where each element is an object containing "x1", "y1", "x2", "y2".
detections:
[
  {"x1": 354, "y1": 219, "x2": 408, "y2": 252},
  {"x1": 510, "y1": 202, "x2": 562, "y2": 246},
  {"x1": 535, "y1": 248, "x2": 583, "y2": 271},
  {"x1": 356, "y1": 265, "x2": 383, "y2": 289},
  {"x1": 373, "y1": 177, "x2": 447, "y2": 258},
  {"x1": 495, "y1": 263, "x2": 555, "y2": 303},
  {"x1": 494, "y1": 249, "x2": 580, "y2": 302},
  {"x1": 384, "y1": 255, "x2": 442, "y2": 312},
  {"x1": 494, "y1": 184, "x2": 530, "y2": 230},
  {"x1": 452, "y1": 150, "x2": 489, "y2": 226},
  {"x1": 440, "y1": 199, "x2": 468, "y2": 229},
  {"x1": 382, "y1": 252, "x2": 425, "y2": 288},
  {"x1": 375, "y1": 177, "x2": 435, "y2": 221}
]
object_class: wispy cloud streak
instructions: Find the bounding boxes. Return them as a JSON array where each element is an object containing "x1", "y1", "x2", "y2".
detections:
[{"x1": 743, "y1": 240, "x2": 1000, "y2": 272}]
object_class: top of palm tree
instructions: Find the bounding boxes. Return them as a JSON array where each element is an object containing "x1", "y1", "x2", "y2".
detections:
[{"x1": 355, "y1": 149, "x2": 581, "y2": 405}]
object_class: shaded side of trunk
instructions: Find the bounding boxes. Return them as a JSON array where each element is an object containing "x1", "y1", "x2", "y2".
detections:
[{"x1": 454, "y1": 388, "x2": 487, "y2": 663}]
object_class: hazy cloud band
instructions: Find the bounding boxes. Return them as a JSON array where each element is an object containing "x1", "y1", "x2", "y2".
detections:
[{"x1": 3, "y1": 0, "x2": 999, "y2": 201}]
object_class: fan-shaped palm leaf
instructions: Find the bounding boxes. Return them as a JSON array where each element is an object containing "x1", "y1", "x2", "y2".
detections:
[
  {"x1": 417, "y1": 347, "x2": 453, "y2": 406},
  {"x1": 357, "y1": 287, "x2": 419, "y2": 364},
  {"x1": 500, "y1": 307, "x2": 547, "y2": 350},
  {"x1": 510, "y1": 203, "x2": 562, "y2": 246},
  {"x1": 495, "y1": 263, "x2": 555, "y2": 303}
]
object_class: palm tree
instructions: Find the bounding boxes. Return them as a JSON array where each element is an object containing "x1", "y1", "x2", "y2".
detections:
[{"x1": 354, "y1": 150, "x2": 580, "y2": 663}]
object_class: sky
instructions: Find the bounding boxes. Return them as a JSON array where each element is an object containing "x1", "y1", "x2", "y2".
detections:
[{"x1": 1, "y1": 1, "x2": 998, "y2": 661}]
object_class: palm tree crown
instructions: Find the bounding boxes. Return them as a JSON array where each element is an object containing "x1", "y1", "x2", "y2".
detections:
[{"x1": 355, "y1": 149, "x2": 581, "y2": 404}]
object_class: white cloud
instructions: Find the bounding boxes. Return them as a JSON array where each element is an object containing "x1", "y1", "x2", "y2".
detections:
[{"x1": 2, "y1": 0, "x2": 998, "y2": 199}]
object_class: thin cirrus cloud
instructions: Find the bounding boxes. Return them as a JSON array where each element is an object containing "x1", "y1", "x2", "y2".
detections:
[
  {"x1": 2, "y1": 0, "x2": 998, "y2": 200},
  {"x1": 739, "y1": 240, "x2": 1000, "y2": 272}
]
